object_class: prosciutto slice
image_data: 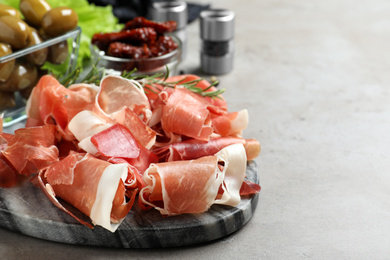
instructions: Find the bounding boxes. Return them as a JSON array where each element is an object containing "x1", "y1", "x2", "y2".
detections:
[
  {"x1": 144, "y1": 74, "x2": 228, "y2": 111},
  {"x1": 91, "y1": 124, "x2": 158, "y2": 174},
  {"x1": 1, "y1": 125, "x2": 59, "y2": 176},
  {"x1": 211, "y1": 110, "x2": 249, "y2": 137},
  {"x1": 161, "y1": 87, "x2": 213, "y2": 141},
  {"x1": 154, "y1": 136, "x2": 261, "y2": 162},
  {"x1": 0, "y1": 155, "x2": 19, "y2": 188},
  {"x1": 68, "y1": 110, "x2": 113, "y2": 155},
  {"x1": 140, "y1": 144, "x2": 248, "y2": 215},
  {"x1": 38, "y1": 152, "x2": 136, "y2": 232},
  {"x1": 25, "y1": 75, "x2": 98, "y2": 140},
  {"x1": 96, "y1": 75, "x2": 151, "y2": 122},
  {"x1": 113, "y1": 107, "x2": 156, "y2": 149},
  {"x1": 0, "y1": 133, "x2": 19, "y2": 187}
]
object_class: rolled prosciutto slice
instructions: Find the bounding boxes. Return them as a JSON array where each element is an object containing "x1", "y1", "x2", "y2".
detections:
[
  {"x1": 25, "y1": 75, "x2": 98, "y2": 140},
  {"x1": 37, "y1": 152, "x2": 136, "y2": 232},
  {"x1": 161, "y1": 87, "x2": 213, "y2": 141},
  {"x1": 154, "y1": 136, "x2": 261, "y2": 162},
  {"x1": 140, "y1": 144, "x2": 251, "y2": 215}
]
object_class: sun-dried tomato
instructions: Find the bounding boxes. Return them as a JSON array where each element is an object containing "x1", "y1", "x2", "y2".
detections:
[
  {"x1": 92, "y1": 17, "x2": 178, "y2": 63},
  {"x1": 150, "y1": 36, "x2": 178, "y2": 57},
  {"x1": 108, "y1": 42, "x2": 151, "y2": 59},
  {"x1": 123, "y1": 16, "x2": 177, "y2": 34},
  {"x1": 92, "y1": 27, "x2": 157, "y2": 51}
]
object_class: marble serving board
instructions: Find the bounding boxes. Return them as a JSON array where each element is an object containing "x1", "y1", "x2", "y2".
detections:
[{"x1": 0, "y1": 161, "x2": 259, "y2": 248}]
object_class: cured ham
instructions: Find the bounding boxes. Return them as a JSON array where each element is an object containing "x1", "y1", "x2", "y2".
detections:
[
  {"x1": 161, "y1": 87, "x2": 213, "y2": 141},
  {"x1": 144, "y1": 74, "x2": 228, "y2": 111},
  {"x1": 91, "y1": 124, "x2": 141, "y2": 159},
  {"x1": 0, "y1": 156, "x2": 19, "y2": 188},
  {"x1": 68, "y1": 110, "x2": 113, "y2": 155},
  {"x1": 154, "y1": 136, "x2": 261, "y2": 162},
  {"x1": 25, "y1": 75, "x2": 98, "y2": 140},
  {"x1": 0, "y1": 132, "x2": 19, "y2": 188},
  {"x1": 1, "y1": 125, "x2": 59, "y2": 176},
  {"x1": 0, "y1": 72, "x2": 261, "y2": 231},
  {"x1": 140, "y1": 144, "x2": 248, "y2": 215},
  {"x1": 37, "y1": 152, "x2": 136, "y2": 232},
  {"x1": 91, "y1": 124, "x2": 158, "y2": 174},
  {"x1": 96, "y1": 75, "x2": 151, "y2": 122},
  {"x1": 113, "y1": 107, "x2": 156, "y2": 149},
  {"x1": 140, "y1": 155, "x2": 223, "y2": 215},
  {"x1": 211, "y1": 110, "x2": 249, "y2": 137}
]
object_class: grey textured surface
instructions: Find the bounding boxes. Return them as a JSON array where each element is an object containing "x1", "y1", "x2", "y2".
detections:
[{"x1": 1, "y1": 0, "x2": 390, "y2": 259}]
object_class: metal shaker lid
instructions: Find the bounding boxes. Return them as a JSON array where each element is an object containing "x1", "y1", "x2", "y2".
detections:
[
  {"x1": 149, "y1": 1, "x2": 188, "y2": 30},
  {"x1": 200, "y1": 9, "x2": 235, "y2": 41}
]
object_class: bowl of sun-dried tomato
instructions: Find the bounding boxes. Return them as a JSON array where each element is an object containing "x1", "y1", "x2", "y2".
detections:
[{"x1": 90, "y1": 17, "x2": 181, "y2": 75}]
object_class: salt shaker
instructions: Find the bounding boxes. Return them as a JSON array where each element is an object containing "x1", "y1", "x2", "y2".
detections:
[
  {"x1": 149, "y1": 1, "x2": 188, "y2": 61},
  {"x1": 200, "y1": 9, "x2": 235, "y2": 74}
]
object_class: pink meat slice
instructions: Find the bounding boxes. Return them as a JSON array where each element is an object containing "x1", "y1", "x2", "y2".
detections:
[
  {"x1": 140, "y1": 155, "x2": 223, "y2": 215},
  {"x1": 154, "y1": 136, "x2": 261, "y2": 161},
  {"x1": 161, "y1": 87, "x2": 213, "y2": 141},
  {"x1": 25, "y1": 75, "x2": 98, "y2": 140},
  {"x1": 2, "y1": 125, "x2": 59, "y2": 176}
]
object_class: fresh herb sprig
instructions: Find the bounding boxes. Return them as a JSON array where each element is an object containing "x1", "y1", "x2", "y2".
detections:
[
  {"x1": 57, "y1": 64, "x2": 225, "y2": 99},
  {"x1": 121, "y1": 67, "x2": 225, "y2": 99}
]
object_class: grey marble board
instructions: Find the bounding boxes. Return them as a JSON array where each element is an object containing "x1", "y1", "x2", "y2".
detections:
[{"x1": 0, "y1": 161, "x2": 259, "y2": 248}]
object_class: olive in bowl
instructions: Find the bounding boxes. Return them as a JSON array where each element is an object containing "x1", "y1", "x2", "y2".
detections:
[{"x1": 0, "y1": 27, "x2": 81, "y2": 118}]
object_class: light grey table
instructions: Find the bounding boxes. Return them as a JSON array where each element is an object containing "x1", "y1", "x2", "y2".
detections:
[{"x1": 1, "y1": 0, "x2": 390, "y2": 259}]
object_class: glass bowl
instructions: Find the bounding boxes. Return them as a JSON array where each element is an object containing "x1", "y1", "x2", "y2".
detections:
[
  {"x1": 1, "y1": 27, "x2": 81, "y2": 129},
  {"x1": 90, "y1": 35, "x2": 181, "y2": 76}
]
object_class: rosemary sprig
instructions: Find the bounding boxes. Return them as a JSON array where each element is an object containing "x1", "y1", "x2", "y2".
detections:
[
  {"x1": 58, "y1": 59, "x2": 103, "y2": 87},
  {"x1": 56, "y1": 63, "x2": 225, "y2": 99},
  {"x1": 121, "y1": 67, "x2": 225, "y2": 99}
]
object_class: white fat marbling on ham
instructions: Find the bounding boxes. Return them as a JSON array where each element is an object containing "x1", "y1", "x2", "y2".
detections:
[
  {"x1": 214, "y1": 143, "x2": 247, "y2": 206},
  {"x1": 90, "y1": 163, "x2": 128, "y2": 232},
  {"x1": 230, "y1": 109, "x2": 249, "y2": 136},
  {"x1": 68, "y1": 111, "x2": 112, "y2": 141},
  {"x1": 96, "y1": 75, "x2": 151, "y2": 122},
  {"x1": 68, "y1": 111, "x2": 112, "y2": 154}
]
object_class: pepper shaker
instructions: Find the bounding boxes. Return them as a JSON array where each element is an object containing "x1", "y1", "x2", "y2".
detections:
[
  {"x1": 200, "y1": 9, "x2": 235, "y2": 75},
  {"x1": 149, "y1": 1, "x2": 188, "y2": 61}
]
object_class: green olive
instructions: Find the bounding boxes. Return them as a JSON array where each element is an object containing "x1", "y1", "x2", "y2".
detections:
[
  {"x1": 0, "y1": 4, "x2": 22, "y2": 19},
  {"x1": 19, "y1": 0, "x2": 51, "y2": 28},
  {"x1": 0, "y1": 90, "x2": 15, "y2": 110},
  {"x1": 41, "y1": 7, "x2": 78, "y2": 37},
  {"x1": 20, "y1": 84, "x2": 35, "y2": 100},
  {"x1": 48, "y1": 41, "x2": 68, "y2": 64},
  {"x1": 0, "y1": 43, "x2": 15, "y2": 82},
  {"x1": 0, "y1": 60, "x2": 38, "y2": 92},
  {"x1": 27, "y1": 27, "x2": 48, "y2": 66},
  {"x1": 20, "y1": 68, "x2": 47, "y2": 99},
  {"x1": 0, "y1": 16, "x2": 31, "y2": 50}
]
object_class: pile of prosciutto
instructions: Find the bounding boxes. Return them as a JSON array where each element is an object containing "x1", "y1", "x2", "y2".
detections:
[{"x1": 0, "y1": 73, "x2": 261, "y2": 232}]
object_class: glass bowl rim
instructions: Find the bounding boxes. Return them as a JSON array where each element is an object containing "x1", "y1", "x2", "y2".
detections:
[{"x1": 0, "y1": 27, "x2": 82, "y2": 63}]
